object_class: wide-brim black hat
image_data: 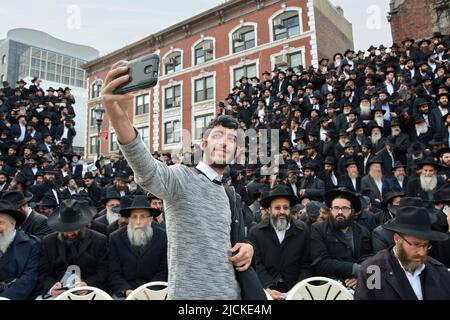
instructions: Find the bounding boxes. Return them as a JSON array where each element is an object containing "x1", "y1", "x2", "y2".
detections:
[
  {"x1": 436, "y1": 147, "x2": 450, "y2": 159},
  {"x1": 37, "y1": 194, "x2": 59, "y2": 207},
  {"x1": 401, "y1": 38, "x2": 415, "y2": 45},
  {"x1": 382, "y1": 191, "x2": 405, "y2": 206},
  {"x1": 0, "y1": 199, "x2": 25, "y2": 227},
  {"x1": 48, "y1": 199, "x2": 96, "y2": 232},
  {"x1": 417, "y1": 157, "x2": 442, "y2": 170},
  {"x1": 383, "y1": 206, "x2": 448, "y2": 241},
  {"x1": 119, "y1": 195, "x2": 161, "y2": 218},
  {"x1": 260, "y1": 185, "x2": 298, "y2": 209},
  {"x1": 1, "y1": 190, "x2": 34, "y2": 208},
  {"x1": 102, "y1": 190, "x2": 121, "y2": 205},
  {"x1": 324, "y1": 188, "x2": 361, "y2": 213}
]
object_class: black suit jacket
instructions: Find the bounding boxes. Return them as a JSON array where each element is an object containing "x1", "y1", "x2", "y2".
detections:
[
  {"x1": 38, "y1": 229, "x2": 108, "y2": 294},
  {"x1": 337, "y1": 174, "x2": 362, "y2": 193},
  {"x1": 248, "y1": 219, "x2": 312, "y2": 292},
  {"x1": 355, "y1": 248, "x2": 450, "y2": 300},
  {"x1": 109, "y1": 225, "x2": 168, "y2": 294},
  {"x1": 21, "y1": 210, "x2": 52, "y2": 240}
]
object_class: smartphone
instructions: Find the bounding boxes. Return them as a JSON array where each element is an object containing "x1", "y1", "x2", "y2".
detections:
[{"x1": 113, "y1": 53, "x2": 160, "y2": 95}]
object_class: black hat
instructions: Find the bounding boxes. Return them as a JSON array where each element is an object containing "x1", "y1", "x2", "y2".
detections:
[
  {"x1": 401, "y1": 38, "x2": 415, "y2": 45},
  {"x1": 434, "y1": 184, "x2": 450, "y2": 204},
  {"x1": 48, "y1": 199, "x2": 96, "y2": 232},
  {"x1": 343, "y1": 141, "x2": 356, "y2": 149},
  {"x1": 114, "y1": 171, "x2": 130, "y2": 183},
  {"x1": 323, "y1": 156, "x2": 335, "y2": 166},
  {"x1": 432, "y1": 32, "x2": 445, "y2": 39},
  {"x1": 37, "y1": 193, "x2": 59, "y2": 208},
  {"x1": 1, "y1": 190, "x2": 34, "y2": 208},
  {"x1": 383, "y1": 190, "x2": 405, "y2": 206},
  {"x1": 378, "y1": 45, "x2": 387, "y2": 50},
  {"x1": 12, "y1": 172, "x2": 29, "y2": 187},
  {"x1": 390, "y1": 43, "x2": 401, "y2": 49},
  {"x1": 102, "y1": 189, "x2": 121, "y2": 205},
  {"x1": 417, "y1": 39, "x2": 432, "y2": 47},
  {"x1": 112, "y1": 195, "x2": 134, "y2": 215},
  {"x1": 119, "y1": 195, "x2": 161, "y2": 218},
  {"x1": 383, "y1": 206, "x2": 448, "y2": 241},
  {"x1": 344, "y1": 49, "x2": 355, "y2": 56},
  {"x1": 287, "y1": 164, "x2": 300, "y2": 174},
  {"x1": 306, "y1": 201, "x2": 322, "y2": 217},
  {"x1": 372, "y1": 105, "x2": 386, "y2": 116},
  {"x1": 436, "y1": 92, "x2": 450, "y2": 102},
  {"x1": 260, "y1": 185, "x2": 298, "y2": 209},
  {"x1": 417, "y1": 157, "x2": 441, "y2": 171},
  {"x1": 16, "y1": 79, "x2": 27, "y2": 85},
  {"x1": 367, "y1": 156, "x2": 384, "y2": 167},
  {"x1": 319, "y1": 58, "x2": 330, "y2": 65},
  {"x1": 303, "y1": 162, "x2": 319, "y2": 172},
  {"x1": 429, "y1": 134, "x2": 446, "y2": 146},
  {"x1": 46, "y1": 87, "x2": 55, "y2": 92},
  {"x1": 367, "y1": 45, "x2": 377, "y2": 52},
  {"x1": 0, "y1": 200, "x2": 25, "y2": 227},
  {"x1": 392, "y1": 161, "x2": 407, "y2": 171},
  {"x1": 407, "y1": 142, "x2": 426, "y2": 155},
  {"x1": 42, "y1": 166, "x2": 59, "y2": 175},
  {"x1": 324, "y1": 188, "x2": 361, "y2": 213},
  {"x1": 344, "y1": 158, "x2": 357, "y2": 168},
  {"x1": 436, "y1": 147, "x2": 450, "y2": 159},
  {"x1": 83, "y1": 172, "x2": 95, "y2": 179},
  {"x1": 64, "y1": 87, "x2": 72, "y2": 91}
]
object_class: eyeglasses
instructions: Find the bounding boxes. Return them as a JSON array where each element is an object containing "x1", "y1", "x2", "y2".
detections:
[
  {"x1": 400, "y1": 235, "x2": 432, "y2": 251},
  {"x1": 331, "y1": 206, "x2": 352, "y2": 213},
  {"x1": 272, "y1": 205, "x2": 290, "y2": 211},
  {"x1": 129, "y1": 216, "x2": 151, "y2": 222}
]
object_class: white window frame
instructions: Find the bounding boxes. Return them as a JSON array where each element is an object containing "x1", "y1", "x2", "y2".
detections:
[
  {"x1": 163, "y1": 83, "x2": 182, "y2": 110},
  {"x1": 270, "y1": 47, "x2": 306, "y2": 73},
  {"x1": 268, "y1": 7, "x2": 303, "y2": 42},
  {"x1": 136, "y1": 125, "x2": 150, "y2": 147},
  {"x1": 135, "y1": 93, "x2": 150, "y2": 116},
  {"x1": 162, "y1": 48, "x2": 184, "y2": 75},
  {"x1": 192, "y1": 112, "x2": 215, "y2": 142},
  {"x1": 192, "y1": 72, "x2": 215, "y2": 105},
  {"x1": 191, "y1": 37, "x2": 216, "y2": 67},
  {"x1": 229, "y1": 59, "x2": 260, "y2": 91},
  {"x1": 163, "y1": 119, "x2": 182, "y2": 147},
  {"x1": 110, "y1": 132, "x2": 119, "y2": 152},
  {"x1": 89, "y1": 135, "x2": 97, "y2": 155},
  {"x1": 91, "y1": 79, "x2": 103, "y2": 99},
  {"x1": 228, "y1": 22, "x2": 258, "y2": 55}
]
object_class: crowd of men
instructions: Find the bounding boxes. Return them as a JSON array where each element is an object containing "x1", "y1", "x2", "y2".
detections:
[{"x1": 1, "y1": 31, "x2": 450, "y2": 300}]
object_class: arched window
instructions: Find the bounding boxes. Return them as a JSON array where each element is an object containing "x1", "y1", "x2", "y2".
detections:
[
  {"x1": 272, "y1": 10, "x2": 301, "y2": 41},
  {"x1": 194, "y1": 40, "x2": 214, "y2": 65},
  {"x1": 91, "y1": 80, "x2": 102, "y2": 99},
  {"x1": 164, "y1": 50, "x2": 182, "y2": 75},
  {"x1": 231, "y1": 25, "x2": 256, "y2": 53}
]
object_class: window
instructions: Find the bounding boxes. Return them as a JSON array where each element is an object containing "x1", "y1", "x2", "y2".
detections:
[
  {"x1": 164, "y1": 120, "x2": 181, "y2": 144},
  {"x1": 165, "y1": 85, "x2": 181, "y2": 109},
  {"x1": 194, "y1": 76, "x2": 214, "y2": 102},
  {"x1": 91, "y1": 81, "x2": 102, "y2": 99},
  {"x1": 194, "y1": 41, "x2": 214, "y2": 65},
  {"x1": 90, "y1": 108, "x2": 96, "y2": 127},
  {"x1": 437, "y1": 6, "x2": 450, "y2": 30},
  {"x1": 232, "y1": 27, "x2": 255, "y2": 53},
  {"x1": 89, "y1": 136, "x2": 97, "y2": 154},
  {"x1": 136, "y1": 94, "x2": 150, "y2": 115},
  {"x1": 1, "y1": 55, "x2": 5, "y2": 65},
  {"x1": 274, "y1": 51, "x2": 302, "y2": 72},
  {"x1": 0, "y1": 75, "x2": 4, "y2": 83},
  {"x1": 110, "y1": 132, "x2": 118, "y2": 151},
  {"x1": 165, "y1": 52, "x2": 182, "y2": 74},
  {"x1": 194, "y1": 114, "x2": 214, "y2": 140},
  {"x1": 138, "y1": 126, "x2": 150, "y2": 146},
  {"x1": 273, "y1": 11, "x2": 300, "y2": 41},
  {"x1": 233, "y1": 64, "x2": 257, "y2": 87}
]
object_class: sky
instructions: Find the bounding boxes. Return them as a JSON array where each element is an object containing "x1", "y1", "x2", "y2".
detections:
[{"x1": 0, "y1": 0, "x2": 393, "y2": 57}]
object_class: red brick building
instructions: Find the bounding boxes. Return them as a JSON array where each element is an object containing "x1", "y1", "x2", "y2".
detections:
[
  {"x1": 388, "y1": 0, "x2": 450, "y2": 44},
  {"x1": 82, "y1": 0, "x2": 353, "y2": 160}
]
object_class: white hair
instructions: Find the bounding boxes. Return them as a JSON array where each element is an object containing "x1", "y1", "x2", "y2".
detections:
[
  {"x1": 420, "y1": 174, "x2": 438, "y2": 192},
  {"x1": 127, "y1": 223, "x2": 153, "y2": 247},
  {"x1": 106, "y1": 207, "x2": 120, "y2": 225},
  {"x1": 0, "y1": 226, "x2": 16, "y2": 254}
]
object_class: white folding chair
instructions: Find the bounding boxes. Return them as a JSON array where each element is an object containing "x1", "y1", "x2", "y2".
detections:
[
  {"x1": 264, "y1": 289, "x2": 273, "y2": 300},
  {"x1": 286, "y1": 277, "x2": 354, "y2": 300},
  {"x1": 54, "y1": 286, "x2": 113, "y2": 300},
  {"x1": 125, "y1": 281, "x2": 168, "y2": 300},
  {"x1": 0, "y1": 297, "x2": 10, "y2": 300}
]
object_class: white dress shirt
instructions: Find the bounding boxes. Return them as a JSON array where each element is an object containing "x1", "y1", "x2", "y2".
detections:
[
  {"x1": 393, "y1": 247, "x2": 425, "y2": 300},
  {"x1": 196, "y1": 161, "x2": 222, "y2": 183}
]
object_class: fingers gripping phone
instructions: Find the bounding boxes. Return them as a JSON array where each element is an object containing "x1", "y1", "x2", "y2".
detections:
[{"x1": 113, "y1": 53, "x2": 160, "y2": 95}]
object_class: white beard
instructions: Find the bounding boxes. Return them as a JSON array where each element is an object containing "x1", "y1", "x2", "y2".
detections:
[
  {"x1": 416, "y1": 125, "x2": 428, "y2": 135},
  {"x1": 106, "y1": 208, "x2": 120, "y2": 225},
  {"x1": 420, "y1": 174, "x2": 438, "y2": 192},
  {"x1": 270, "y1": 216, "x2": 289, "y2": 232},
  {"x1": 370, "y1": 171, "x2": 383, "y2": 182},
  {"x1": 339, "y1": 139, "x2": 347, "y2": 147},
  {"x1": 127, "y1": 223, "x2": 153, "y2": 247},
  {"x1": 360, "y1": 105, "x2": 371, "y2": 116},
  {"x1": 348, "y1": 171, "x2": 359, "y2": 179},
  {"x1": 371, "y1": 133, "x2": 382, "y2": 145},
  {"x1": 395, "y1": 174, "x2": 405, "y2": 182},
  {"x1": 375, "y1": 117, "x2": 384, "y2": 127},
  {"x1": 0, "y1": 228, "x2": 16, "y2": 254},
  {"x1": 392, "y1": 130, "x2": 400, "y2": 137}
]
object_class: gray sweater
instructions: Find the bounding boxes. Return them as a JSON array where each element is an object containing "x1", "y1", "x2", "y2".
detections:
[{"x1": 119, "y1": 134, "x2": 240, "y2": 299}]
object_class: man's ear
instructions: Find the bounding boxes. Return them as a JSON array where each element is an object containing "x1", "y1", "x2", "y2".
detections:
[{"x1": 199, "y1": 138, "x2": 207, "y2": 152}]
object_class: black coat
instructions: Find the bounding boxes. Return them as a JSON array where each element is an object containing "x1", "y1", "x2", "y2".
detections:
[
  {"x1": 406, "y1": 176, "x2": 446, "y2": 208},
  {"x1": 21, "y1": 210, "x2": 52, "y2": 239},
  {"x1": 248, "y1": 219, "x2": 312, "y2": 292},
  {"x1": 310, "y1": 220, "x2": 373, "y2": 280},
  {"x1": 355, "y1": 248, "x2": 450, "y2": 300},
  {"x1": 38, "y1": 229, "x2": 108, "y2": 294},
  {"x1": 337, "y1": 174, "x2": 362, "y2": 193},
  {"x1": 109, "y1": 225, "x2": 168, "y2": 294}
]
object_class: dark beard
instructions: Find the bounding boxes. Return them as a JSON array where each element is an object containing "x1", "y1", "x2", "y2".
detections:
[
  {"x1": 331, "y1": 215, "x2": 351, "y2": 230},
  {"x1": 211, "y1": 163, "x2": 227, "y2": 170}
]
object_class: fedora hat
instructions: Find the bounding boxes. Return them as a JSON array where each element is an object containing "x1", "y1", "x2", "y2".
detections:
[
  {"x1": 119, "y1": 195, "x2": 161, "y2": 218},
  {"x1": 417, "y1": 157, "x2": 441, "y2": 171},
  {"x1": 114, "y1": 171, "x2": 130, "y2": 183},
  {"x1": 388, "y1": 197, "x2": 436, "y2": 225},
  {"x1": 101, "y1": 189, "x2": 121, "y2": 205},
  {"x1": 323, "y1": 156, "x2": 335, "y2": 166},
  {"x1": 83, "y1": 172, "x2": 95, "y2": 179},
  {"x1": 383, "y1": 206, "x2": 448, "y2": 241},
  {"x1": 1, "y1": 190, "x2": 34, "y2": 208},
  {"x1": 325, "y1": 188, "x2": 361, "y2": 213},
  {"x1": 47, "y1": 199, "x2": 96, "y2": 232},
  {"x1": 112, "y1": 195, "x2": 134, "y2": 215},
  {"x1": 37, "y1": 193, "x2": 59, "y2": 208},
  {"x1": 392, "y1": 161, "x2": 407, "y2": 171},
  {"x1": 434, "y1": 184, "x2": 450, "y2": 204},
  {"x1": 260, "y1": 185, "x2": 298, "y2": 209},
  {"x1": 0, "y1": 200, "x2": 25, "y2": 227},
  {"x1": 383, "y1": 190, "x2": 405, "y2": 206}
]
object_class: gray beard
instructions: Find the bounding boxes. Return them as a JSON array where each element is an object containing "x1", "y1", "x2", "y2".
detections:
[
  {"x1": 396, "y1": 244, "x2": 426, "y2": 273},
  {"x1": 348, "y1": 171, "x2": 359, "y2": 179},
  {"x1": 371, "y1": 134, "x2": 382, "y2": 145},
  {"x1": 0, "y1": 228, "x2": 16, "y2": 254},
  {"x1": 375, "y1": 117, "x2": 384, "y2": 127},
  {"x1": 270, "y1": 215, "x2": 290, "y2": 232},
  {"x1": 392, "y1": 130, "x2": 400, "y2": 137},
  {"x1": 370, "y1": 171, "x2": 383, "y2": 182},
  {"x1": 360, "y1": 105, "x2": 371, "y2": 116},
  {"x1": 395, "y1": 174, "x2": 405, "y2": 182},
  {"x1": 420, "y1": 174, "x2": 438, "y2": 192},
  {"x1": 106, "y1": 209, "x2": 120, "y2": 225},
  {"x1": 416, "y1": 125, "x2": 428, "y2": 135},
  {"x1": 127, "y1": 223, "x2": 153, "y2": 247}
]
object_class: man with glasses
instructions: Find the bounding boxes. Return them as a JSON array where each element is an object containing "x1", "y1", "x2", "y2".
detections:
[
  {"x1": 248, "y1": 185, "x2": 312, "y2": 300},
  {"x1": 310, "y1": 188, "x2": 373, "y2": 289},
  {"x1": 355, "y1": 206, "x2": 450, "y2": 300}
]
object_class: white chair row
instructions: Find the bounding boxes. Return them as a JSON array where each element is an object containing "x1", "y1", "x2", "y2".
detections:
[
  {"x1": 54, "y1": 281, "x2": 168, "y2": 300},
  {"x1": 284, "y1": 276, "x2": 354, "y2": 300}
]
